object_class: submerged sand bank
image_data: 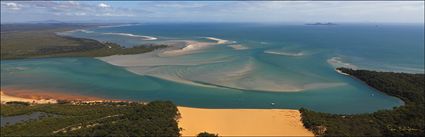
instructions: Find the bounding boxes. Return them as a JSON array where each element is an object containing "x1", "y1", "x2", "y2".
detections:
[{"x1": 178, "y1": 106, "x2": 314, "y2": 136}]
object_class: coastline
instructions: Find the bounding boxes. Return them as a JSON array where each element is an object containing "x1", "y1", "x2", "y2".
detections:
[
  {"x1": 1, "y1": 91, "x2": 57, "y2": 104},
  {"x1": 1, "y1": 23, "x2": 166, "y2": 60},
  {"x1": 1, "y1": 88, "x2": 109, "y2": 104},
  {"x1": 0, "y1": 89, "x2": 314, "y2": 136},
  {"x1": 335, "y1": 68, "x2": 350, "y2": 76}
]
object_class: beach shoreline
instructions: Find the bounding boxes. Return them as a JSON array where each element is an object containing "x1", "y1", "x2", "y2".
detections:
[
  {"x1": 1, "y1": 91, "x2": 57, "y2": 104},
  {"x1": 0, "y1": 88, "x2": 314, "y2": 136},
  {"x1": 336, "y1": 68, "x2": 350, "y2": 76},
  {"x1": 0, "y1": 88, "x2": 112, "y2": 104}
]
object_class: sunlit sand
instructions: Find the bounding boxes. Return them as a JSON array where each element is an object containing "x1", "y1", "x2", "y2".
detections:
[{"x1": 178, "y1": 106, "x2": 314, "y2": 136}]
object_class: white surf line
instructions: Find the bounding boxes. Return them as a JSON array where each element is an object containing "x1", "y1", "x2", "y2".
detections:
[
  {"x1": 335, "y1": 69, "x2": 350, "y2": 76},
  {"x1": 204, "y1": 37, "x2": 230, "y2": 44},
  {"x1": 103, "y1": 32, "x2": 157, "y2": 40},
  {"x1": 228, "y1": 44, "x2": 248, "y2": 50},
  {"x1": 264, "y1": 50, "x2": 304, "y2": 56},
  {"x1": 57, "y1": 29, "x2": 94, "y2": 35},
  {"x1": 78, "y1": 29, "x2": 94, "y2": 33},
  {"x1": 327, "y1": 56, "x2": 358, "y2": 69}
]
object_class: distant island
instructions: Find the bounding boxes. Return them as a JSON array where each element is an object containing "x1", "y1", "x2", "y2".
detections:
[{"x1": 305, "y1": 22, "x2": 337, "y2": 26}]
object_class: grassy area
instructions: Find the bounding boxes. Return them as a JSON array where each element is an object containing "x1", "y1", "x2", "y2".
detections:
[
  {"x1": 0, "y1": 101, "x2": 180, "y2": 136},
  {"x1": 301, "y1": 68, "x2": 424, "y2": 137},
  {"x1": 1, "y1": 23, "x2": 166, "y2": 60},
  {"x1": 32, "y1": 42, "x2": 166, "y2": 58}
]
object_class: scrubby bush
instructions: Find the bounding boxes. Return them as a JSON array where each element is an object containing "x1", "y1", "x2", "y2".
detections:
[{"x1": 301, "y1": 68, "x2": 424, "y2": 137}]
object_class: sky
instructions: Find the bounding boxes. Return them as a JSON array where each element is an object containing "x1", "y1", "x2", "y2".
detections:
[{"x1": 1, "y1": 1, "x2": 424, "y2": 23}]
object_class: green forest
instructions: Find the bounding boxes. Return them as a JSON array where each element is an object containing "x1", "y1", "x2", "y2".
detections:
[
  {"x1": 1, "y1": 24, "x2": 166, "y2": 60},
  {"x1": 301, "y1": 68, "x2": 424, "y2": 136},
  {"x1": 1, "y1": 101, "x2": 180, "y2": 136}
]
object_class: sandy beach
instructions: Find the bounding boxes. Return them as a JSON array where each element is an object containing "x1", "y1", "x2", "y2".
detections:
[
  {"x1": 1, "y1": 91, "x2": 57, "y2": 104},
  {"x1": 1, "y1": 89, "x2": 313, "y2": 136},
  {"x1": 1, "y1": 88, "x2": 104, "y2": 104},
  {"x1": 178, "y1": 106, "x2": 314, "y2": 136}
]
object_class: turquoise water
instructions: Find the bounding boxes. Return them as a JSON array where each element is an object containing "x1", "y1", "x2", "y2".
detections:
[{"x1": 2, "y1": 23, "x2": 423, "y2": 114}]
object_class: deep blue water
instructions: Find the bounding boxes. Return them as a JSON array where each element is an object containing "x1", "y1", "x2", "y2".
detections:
[{"x1": 2, "y1": 23, "x2": 423, "y2": 114}]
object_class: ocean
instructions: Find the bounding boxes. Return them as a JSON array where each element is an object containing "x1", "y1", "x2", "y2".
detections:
[{"x1": 2, "y1": 23, "x2": 423, "y2": 114}]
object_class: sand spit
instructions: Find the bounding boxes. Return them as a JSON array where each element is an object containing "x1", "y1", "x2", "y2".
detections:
[
  {"x1": 204, "y1": 37, "x2": 229, "y2": 44},
  {"x1": 264, "y1": 50, "x2": 304, "y2": 56},
  {"x1": 102, "y1": 32, "x2": 157, "y2": 40},
  {"x1": 327, "y1": 56, "x2": 358, "y2": 69},
  {"x1": 160, "y1": 40, "x2": 215, "y2": 56},
  {"x1": 336, "y1": 69, "x2": 350, "y2": 76}
]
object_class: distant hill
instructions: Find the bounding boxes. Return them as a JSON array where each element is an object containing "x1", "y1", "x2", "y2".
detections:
[
  {"x1": 28, "y1": 20, "x2": 65, "y2": 24},
  {"x1": 305, "y1": 22, "x2": 337, "y2": 26}
]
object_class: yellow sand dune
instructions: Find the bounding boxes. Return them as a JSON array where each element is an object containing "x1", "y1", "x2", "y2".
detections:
[
  {"x1": 178, "y1": 106, "x2": 314, "y2": 136},
  {"x1": 1, "y1": 91, "x2": 56, "y2": 104}
]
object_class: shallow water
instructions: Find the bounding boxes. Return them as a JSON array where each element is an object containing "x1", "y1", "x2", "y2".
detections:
[
  {"x1": 1, "y1": 112, "x2": 49, "y2": 127},
  {"x1": 2, "y1": 23, "x2": 423, "y2": 114}
]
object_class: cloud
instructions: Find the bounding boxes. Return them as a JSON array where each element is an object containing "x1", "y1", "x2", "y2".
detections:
[
  {"x1": 98, "y1": 3, "x2": 110, "y2": 8},
  {"x1": 0, "y1": 1, "x2": 143, "y2": 18},
  {"x1": 1, "y1": 2, "x2": 23, "y2": 10},
  {"x1": 139, "y1": 1, "x2": 207, "y2": 8},
  {"x1": 1, "y1": 1, "x2": 424, "y2": 23},
  {"x1": 183, "y1": 1, "x2": 425, "y2": 23},
  {"x1": 95, "y1": 13, "x2": 134, "y2": 17},
  {"x1": 153, "y1": 3, "x2": 205, "y2": 8},
  {"x1": 54, "y1": 12, "x2": 87, "y2": 16}
]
